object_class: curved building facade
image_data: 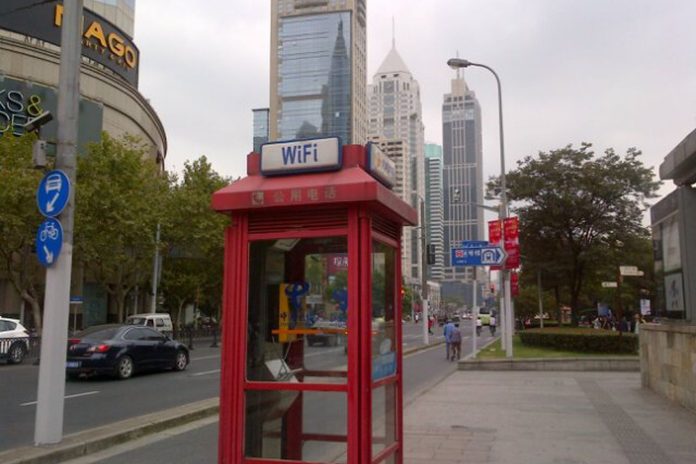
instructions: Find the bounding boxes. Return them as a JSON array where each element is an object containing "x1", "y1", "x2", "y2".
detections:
[{"x1": 0, "y1": 0, "x2": 166, "y2": 164}]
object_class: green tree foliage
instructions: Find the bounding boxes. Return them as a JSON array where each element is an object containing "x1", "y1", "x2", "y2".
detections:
[
  {"x1": 491, "y1": 143, "x2": 660, "y2": 322},
  {"x1": 160, "y1": 156, "x2": 229, "y2": 327},
  {"x1": 75, "y1": 133, "x2": 169, "y2": 322},
  {"x1": 0, "y1": 134, "x2": 45, "y2": 330}
]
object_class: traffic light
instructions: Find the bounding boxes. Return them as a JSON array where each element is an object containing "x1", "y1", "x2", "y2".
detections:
[{"x1": 427, "y1": 244, "x2": 436, "y2": 265}]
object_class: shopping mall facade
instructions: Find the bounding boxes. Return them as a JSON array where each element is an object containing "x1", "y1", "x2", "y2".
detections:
[{"x1": 0, "y1": 0, "x2": 166, "y2": 325}]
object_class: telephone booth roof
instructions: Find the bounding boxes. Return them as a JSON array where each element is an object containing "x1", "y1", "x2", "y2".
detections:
[{"x1": 211, "y1": 144, "x2": 418, "y2": 226}]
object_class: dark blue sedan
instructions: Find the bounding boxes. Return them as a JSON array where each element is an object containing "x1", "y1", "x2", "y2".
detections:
[{"x1": 66, "y1": 324, "x2": 189, "y2": 380}]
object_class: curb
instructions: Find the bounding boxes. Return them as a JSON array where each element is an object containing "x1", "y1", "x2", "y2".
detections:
[
  {"x1": 458, "y1": 356, "x2": 640, "y2": 371},
  {"x1": 0, "y1": 398, "x2": 219, "y2": 464}
]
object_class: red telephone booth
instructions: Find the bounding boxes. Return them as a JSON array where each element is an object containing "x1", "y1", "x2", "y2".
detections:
[{"x1": 212, "y1": 139, "x2": 417, "y2": 464}]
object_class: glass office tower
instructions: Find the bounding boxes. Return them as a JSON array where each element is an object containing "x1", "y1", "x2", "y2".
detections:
[{"x1": 270, "y1": 0, "x2": 367, "y2": 144}]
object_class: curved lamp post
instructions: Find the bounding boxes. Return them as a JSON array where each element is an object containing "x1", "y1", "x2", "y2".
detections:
[{"x1": 446, "y1": 58, "x2": 513, "y2": 357}]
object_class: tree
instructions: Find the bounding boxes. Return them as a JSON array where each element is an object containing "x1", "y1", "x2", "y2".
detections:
[
  {"x1": 0, "y1": 134, "x2": 45, "y2": 330},
  {"x1": 75, "y1": 133, "x2": 169, "y2": 322},
  {"x1": 491, "y1": 143, "x2": 660, "y2": 323},
  {"x1": 160, "y1": 157, "x2": 229, "y2": 327}
]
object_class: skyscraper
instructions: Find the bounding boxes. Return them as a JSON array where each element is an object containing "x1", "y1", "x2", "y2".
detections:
[
  {"x1": 252, "y1": 108, "x2": 269, "y2": 153},
  {"x1": 441, "y1": 74, "x2": 484, "y2": 293},
  {"x1": 425, "y1": 143, "x2": 445, "y2": 281},
  {"x1": 368, "y1": 43, "x2": 425, "y2": 286},
  {"x1": 270, "y1": 0, "x2": 367, "y2": 144}
]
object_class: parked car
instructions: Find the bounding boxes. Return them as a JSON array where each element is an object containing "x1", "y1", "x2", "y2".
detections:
[
  {"x1": 66, "y1": 324, "x2": 189, "y2": 380},
  {"x1": 126, "y1": 313, "x2": 174, "y2": 336},
  {"x1": 0, "y1": 316, "x2": 30, "y2": 364}
]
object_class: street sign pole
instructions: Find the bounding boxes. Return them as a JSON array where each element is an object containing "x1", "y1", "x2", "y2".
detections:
[{"x1": 35, "y1": 0, "x2": 83, "y2": 445}]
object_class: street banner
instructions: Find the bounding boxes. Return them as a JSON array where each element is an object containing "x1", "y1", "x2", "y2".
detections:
[
  {"x1": 488, "y1": 219, "x2": 503, "y2": 270},
  {"x1": 511, "y1": 271, "x2": 519, "y2": 297},
  {"x1": 504, "y1": 216, "x2": 520, "y2": 270}
]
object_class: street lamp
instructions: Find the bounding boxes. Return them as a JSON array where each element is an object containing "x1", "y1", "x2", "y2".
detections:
[{"x1": 447, "y1": 57, "x2": 513, "y2": 357}]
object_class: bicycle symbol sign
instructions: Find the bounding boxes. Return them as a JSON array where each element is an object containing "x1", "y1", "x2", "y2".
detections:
[{"x1": 36, "y1": 218, "x2": 63, "y2": 267}]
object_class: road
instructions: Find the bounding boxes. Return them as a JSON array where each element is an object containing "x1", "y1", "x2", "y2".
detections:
[{"x1": 0, "y1": 321, "x2": 495, "y2": 455}]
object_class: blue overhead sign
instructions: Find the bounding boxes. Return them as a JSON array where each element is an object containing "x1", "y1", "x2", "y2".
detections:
[
  {"x1": 36, "y1": 218, "x2": 63, "y2": 267},
  {"x1": 462, "y1": 240, "x2": 489, "y2": 248},
  {"x1": 451, "y1": 246, "x2": 506, "y2": 267},
  {"x1": 37, "y1": 170, "x2": 70, "y2": 218}
]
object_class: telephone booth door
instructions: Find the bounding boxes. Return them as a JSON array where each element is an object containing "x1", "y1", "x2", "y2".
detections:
[{"x1": 213, "y1": 143, "x2": 417, "y2": 464}]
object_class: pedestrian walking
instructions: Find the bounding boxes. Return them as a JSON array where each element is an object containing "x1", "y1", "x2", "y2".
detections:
[
  {"x1": 443, "y1": 319, "x2": 455, "y2": 360},
  {"x1": 428, "y1": 315, "x2": 434, "y2": 335},
  {"x1": 476, "y1": 317, "x2": 482, "y2": 336},
  {"x1": 489, "y1": 315, "x2": 497, "y2": 336},
  {"x1": 450, "y1": 323, "x2": 462, "y2": 361}
]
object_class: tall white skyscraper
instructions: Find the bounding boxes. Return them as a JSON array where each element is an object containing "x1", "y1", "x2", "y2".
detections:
[
  {"x1": 425, "y1": 143, "x2": 445, "y2": 281},
  {"x1": 368, "y1": 43, "x2": 425, "y2": 286},
  {"x1": 269, "y1": 0, "x2": 367, "y2": 144},
  {"x1": 441, "y1": 74, "x2": 484, "y2": 297}
]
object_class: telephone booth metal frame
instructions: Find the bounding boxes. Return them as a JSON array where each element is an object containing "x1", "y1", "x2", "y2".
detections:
[{"x1": 212, "y1": 144, "x2": 417, "y2": 464}]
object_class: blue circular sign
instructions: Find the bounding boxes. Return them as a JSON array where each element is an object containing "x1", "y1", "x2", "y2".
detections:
[
  {"x1": 36, "y1": 218, "x2": 63, "y2": 267},
  {"x1": 37, "y1": 170, "x2": 70, "y2": 218}
]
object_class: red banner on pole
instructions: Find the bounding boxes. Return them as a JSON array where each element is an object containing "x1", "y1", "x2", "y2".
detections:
[
  {"x1": 503, "y1": 216, "x2": 520, "y2": 270},
  {"x1": 488, "y1": 219, "x2": 503, "y2": 270},
  {"x1": 511, "y1": 271, "x2": 519, "y2": 297}
]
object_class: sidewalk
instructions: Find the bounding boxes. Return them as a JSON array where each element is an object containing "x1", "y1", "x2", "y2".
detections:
[
  {"x1": 3, "y1": 359, "x2": 696, "y2": 463},
  {"x1": 403, "y1": 370, "x2": 696, "y2": 464}
]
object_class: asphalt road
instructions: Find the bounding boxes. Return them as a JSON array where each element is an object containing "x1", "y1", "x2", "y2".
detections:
[{"x1": 0, "y1": 321, "x2": 494, "y2": 454}]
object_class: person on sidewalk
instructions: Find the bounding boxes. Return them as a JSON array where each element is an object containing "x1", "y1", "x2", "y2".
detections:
[
  {"x1": 449, "y1": 323, "x2": 462, "y2": 361},
  {"x1": 489, "y1": 315, "x2": 497, "y2": 336},
  {"x1": 443, "y1": 319, "x2": 455, "y2": 360},
  {"x1": 428, "y1": 315, "x2": 434, "y2": 335},
  {"x1": 476, "y1": 317, "x2": 482, "y2": 336}
]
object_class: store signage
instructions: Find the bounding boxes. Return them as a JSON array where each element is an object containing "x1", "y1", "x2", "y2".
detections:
[
  {"x1": 0, "y1": 0, "x2": 139, "y2": 86},
  {"x1": 261, "y1": 137, "x2": 342, "y2": 176},
  {"x1": 0, "y1": 88, "x2": 46, "y2": 137},
  {"x1": 366, "y1": 142, "x2": 396, "y2": 188}
]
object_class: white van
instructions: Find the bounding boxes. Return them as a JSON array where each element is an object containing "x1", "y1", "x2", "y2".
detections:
[{"x1": 126, "y1": 313, "x2": 173, "y2": 337}]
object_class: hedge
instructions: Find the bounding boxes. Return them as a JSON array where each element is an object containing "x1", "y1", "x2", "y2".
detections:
[{"x1": 518, "y1": 328, "x2": 638, "y2": 354}]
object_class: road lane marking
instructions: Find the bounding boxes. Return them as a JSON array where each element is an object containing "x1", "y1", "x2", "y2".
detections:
[
  {"x1": 190, "y1": 354, "x2": 221, "y2": 362},
  {"x1": 190, "y1": 369, "x2": 221, "y2": 377},
  {"x1": 21, "y1": 390, "x2": 99, "y2": 407}
]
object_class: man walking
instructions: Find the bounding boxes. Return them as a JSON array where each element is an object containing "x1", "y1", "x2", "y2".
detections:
[
  {"x1": 443, "y1": 319, "x2": 455, "y2": 360},
  {"x1": 450, "y1": 323, "x2": 462, "y2": 361},
  {"x1": 489, "y1": 314, "x2": 497, "y2": 336}
]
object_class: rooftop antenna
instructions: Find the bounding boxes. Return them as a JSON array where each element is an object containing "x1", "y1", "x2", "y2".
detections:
[
  {"x1": 392, "y1": 16, "x2": 395, "y2": 48},
  {"x1": 456, "y1": 50, "x2": 461, "y2": 78}
]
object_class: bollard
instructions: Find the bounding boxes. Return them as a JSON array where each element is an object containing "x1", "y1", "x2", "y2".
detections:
[
  {"x1": 188, "y1": 326, "x2": 194, "y2": 350},
  {"x1": 210, "y1": 326, "x2": 219, "y2": 348}
]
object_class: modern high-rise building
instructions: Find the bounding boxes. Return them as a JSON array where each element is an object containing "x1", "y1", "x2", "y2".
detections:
[
  {"x1": 441, "y1": 74, "x2": 484, "y2": 291},
  {"x1": 425, "y1": 143, "x2": 445, "y2": 281},
  {"x1": 269, "y1": 0, "x2": 367, "y2": 145},
  {"x1": 252, "y1": 108, "x2": 270, "y2": 153},
  {"x1": 367, "y1": 43, "x2": 425, "y2": 286},
  {"x1": 84, "y1": 0, "x2": 136, "y2": 37}
]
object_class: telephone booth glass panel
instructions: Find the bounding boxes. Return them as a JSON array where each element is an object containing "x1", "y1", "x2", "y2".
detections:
[
  {"x1": 370, "y1": 240, "x2": 398, "y2": 461},
  {"x1": 245, "y1": 235, "x2": 349, "y2": 461}
]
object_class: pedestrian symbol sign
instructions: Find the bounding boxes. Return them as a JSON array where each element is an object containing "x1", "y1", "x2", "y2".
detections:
[
  {"x1": 36, "y1": 218, "x2": 63, "y2": 267},
  {"x1": 37, "y1": 170, "x2": 70, "y2": 218}
]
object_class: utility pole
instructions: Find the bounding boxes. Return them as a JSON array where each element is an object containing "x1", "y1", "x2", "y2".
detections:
[
  {"x1": 150, "y1": 223, "x2": 161, "y2": 313},
  {"x1": 420, "y1": 199, "x2": 429, "y2": 345},
  {"x1": 35, "y1": 0, "x2": 83, "y2": 445}
]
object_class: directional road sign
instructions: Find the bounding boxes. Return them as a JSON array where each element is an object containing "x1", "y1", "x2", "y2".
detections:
[
  {"x1": 37, "y1": 170, "x2": 70, "y2": 218},
  {"x1": 451, "y1": 246, "x2": 506, "y2": 267},
  {"x1": 36, "y1": 218, "x2": 63, "y2": 267}
]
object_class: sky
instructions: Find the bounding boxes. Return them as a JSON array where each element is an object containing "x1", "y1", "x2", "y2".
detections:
[{"x1": 134, "y1": 0, "x2": 696, "y2": 206}]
